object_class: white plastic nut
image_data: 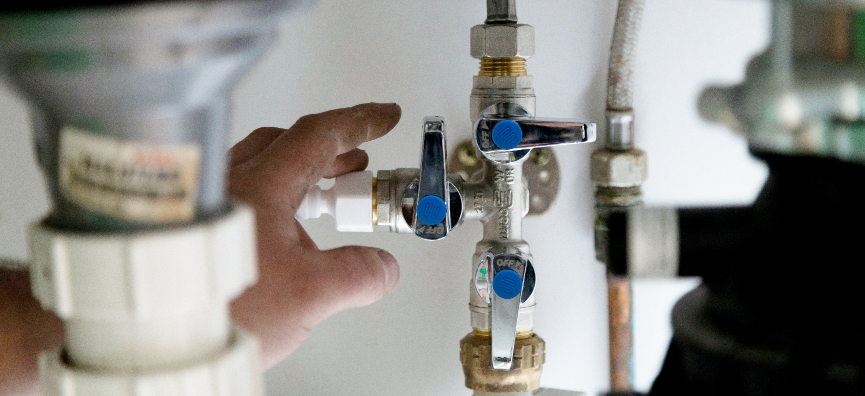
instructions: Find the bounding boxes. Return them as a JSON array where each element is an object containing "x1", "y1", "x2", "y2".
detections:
[
  {"x1": 39, "y1": 327, "x2": 262, "y2": 396},
  {"x1": 28, "y1": 205, "x2": 257, "y2": 319},
  {"x1": 295, "y1": 171, "x2": 374, "y2": 232}
]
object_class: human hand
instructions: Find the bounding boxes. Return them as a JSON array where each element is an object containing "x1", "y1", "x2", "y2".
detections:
[{"x1": 227, "y1": 103, "x2": 402, "y2": 369}]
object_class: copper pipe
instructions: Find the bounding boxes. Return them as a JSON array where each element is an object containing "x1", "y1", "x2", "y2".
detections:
[{"x1": 608, "y1": 275, "x2": 633, "y2": 392}]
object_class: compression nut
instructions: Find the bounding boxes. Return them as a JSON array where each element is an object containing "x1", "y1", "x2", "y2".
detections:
[{"x1": 460, "y1": 332, "x2": 545, "y2": 392}]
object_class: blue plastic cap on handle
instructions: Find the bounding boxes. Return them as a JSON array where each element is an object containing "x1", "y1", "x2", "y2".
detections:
[
  {"x1": 417, "y1": 195, "x2": 447, "y2": 225},
  {"x1": 492, "y1": 269, "x2": 522, "y2": 300},
  {"x1": 491, "y1": 119, "x2": 523, "y2": 150}
]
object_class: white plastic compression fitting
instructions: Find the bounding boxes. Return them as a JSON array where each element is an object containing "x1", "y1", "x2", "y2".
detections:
[{"x1": 28, "y1": 205, "x2": 261, "y2": 396}]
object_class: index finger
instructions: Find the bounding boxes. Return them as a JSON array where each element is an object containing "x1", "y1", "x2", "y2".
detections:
[
  {"x1": 289, "y1": 103, "x2": 401, "y2": 155},
  {"x1": 233, "y1": 103, "x2": 401, "y2": 209}
]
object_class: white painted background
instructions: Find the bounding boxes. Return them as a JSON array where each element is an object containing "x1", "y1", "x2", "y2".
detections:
[{"x1": 0, "y1": 1, "x2": 769, "y2": 394}]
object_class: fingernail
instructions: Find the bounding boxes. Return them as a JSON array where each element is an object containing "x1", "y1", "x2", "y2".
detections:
[{"x1": 377, "y1": 249, "x2": 400, "y2": 293}]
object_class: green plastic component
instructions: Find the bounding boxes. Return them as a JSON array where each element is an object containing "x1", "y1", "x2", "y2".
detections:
[
  {"x1": 1, "y1": 12, "x2": 91, "y2": 73},
  {"x1": 839, "y1": 121, "x2": 865, "y2": 156},
  {"x1": 17, "y1": 50, "x2": 92, "y2": 73},
  {"x1": 0, "y1": 12, "x2": 82, "y2": 39},
  {"x1": 854, "y1": 11, "x2": 865, "y2": 62},
  {"x1": 73, "y1": 117, "x2": 108, "y2": 135}
]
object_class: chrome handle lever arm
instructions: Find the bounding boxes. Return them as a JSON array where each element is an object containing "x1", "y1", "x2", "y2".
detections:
[
  {"x1": 490, "y1": 253, "x2": 525, "y2": 370},
  {"x1": 474, "y1": 103, "x2": 596, "y2": 161},
  {"x1": 414, "y1": 116, "x2": 453, "y2": 241}
]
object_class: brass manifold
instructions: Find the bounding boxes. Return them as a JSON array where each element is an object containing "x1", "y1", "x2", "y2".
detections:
[{"x1": 478, "y1": 57, "x2": 527, "y2": 77}]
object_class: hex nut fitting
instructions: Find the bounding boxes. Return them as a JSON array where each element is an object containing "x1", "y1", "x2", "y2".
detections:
[
  {"x1": 473, "y1": 75, "x2": 534, "y2": 90},
  {"x1": 460, "y1": 333, "x2": 545, "y2": 392},
  {"x1": 590, "y1": 148, "x2": 648, "y2": 188},
  {"x1": 374, "y1": 168, "x2": 417, "y2": 234},
  {"x1": 470, "y1": 24, "x2": 535, "y2": 58}
]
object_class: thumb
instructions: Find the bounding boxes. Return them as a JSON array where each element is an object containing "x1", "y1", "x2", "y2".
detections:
[
  {"x1": 229, "y1": 244, "x2": 400, "y2": 369},
  {"x1": 301, "y1": 246, "x2": 400, "y2": 317}
]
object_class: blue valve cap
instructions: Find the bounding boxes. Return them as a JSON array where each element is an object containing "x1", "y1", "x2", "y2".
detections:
[
  {"x1": 417, "y1": 195, "x2": 447, "y2": 225},
  {"x1": 491, "y1": 120, "x2": 523, "y2": 150},
  {"x1": 493, "y1": 269, "x2": 522, "y2": 300}
]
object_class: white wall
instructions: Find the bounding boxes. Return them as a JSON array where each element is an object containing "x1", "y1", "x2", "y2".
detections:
[{"x1": 0, "y1": 0, "x2": 769, "y2": 394}]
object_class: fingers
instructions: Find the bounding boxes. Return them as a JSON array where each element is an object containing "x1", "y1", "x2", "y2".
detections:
[
  {"x1": 228, "y1": 245, "x2": 400, "y2": 369},
  {"x1": 0, "y1": 268, "x2": 64, "y2": 396},
  {"x1": 229, "y1": 127, "x2": 284, "y2": 167},
  {"x1": 300, "y1": 246, "x2": 400, "y2": 318},
  {"x1": 234, "y1": 103, "x2": 400, "y2": 209},
  {"x1": 225, "y1": 104, "x2": 402, "y2": 369},
  {"x1": 289, "y1": 103, "x2": 401, "y2": 155},
  {"x1": 322, "y1": 148, "x2": 369, "y2": 179}
]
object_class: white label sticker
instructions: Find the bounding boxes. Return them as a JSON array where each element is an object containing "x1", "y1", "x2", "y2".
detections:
[{"x1": 58, "y1": 127, "x2": 201, "y2": 223}]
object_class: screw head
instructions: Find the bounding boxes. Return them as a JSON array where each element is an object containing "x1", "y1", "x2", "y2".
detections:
[
  {"x1": 492, "y1": 269, "x2": 522, "y2": 300},
  {"x1": 417, "y1": 195, "x2": 447, "y2": 225},
  {"x1": 492, "y1": 119, "x2": 523, "y2": 150}
]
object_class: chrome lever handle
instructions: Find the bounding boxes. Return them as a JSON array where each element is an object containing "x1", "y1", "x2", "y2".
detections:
[
  {"x1": 487, "y1": 250, "x2": 529, "y2": 370},
  {"x1": 475, "y1": 118, "x2": 596, "y2": 154},
  {"x1": 414, "y1": 117, "x2": 450, "y2": 240},
  {"x1": 474, "y1": 103, "x2": 596, "y2": 157}
]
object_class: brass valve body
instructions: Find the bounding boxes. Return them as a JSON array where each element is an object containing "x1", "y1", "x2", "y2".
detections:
[{"x1": 459, "y1": 332, "x2": 545, "y2": 392}]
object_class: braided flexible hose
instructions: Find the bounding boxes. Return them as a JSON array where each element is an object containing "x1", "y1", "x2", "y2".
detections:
[{"x1": 607, "y1": 0, "x2": 646, "y2": 111}]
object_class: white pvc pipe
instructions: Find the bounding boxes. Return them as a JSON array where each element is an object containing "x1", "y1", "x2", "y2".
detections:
[{"x1": 65, "y1": 304, "x2": 230, "y2": 369}]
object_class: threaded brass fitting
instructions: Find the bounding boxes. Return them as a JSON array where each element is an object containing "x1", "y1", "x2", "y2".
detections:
[
  {"x1": 479, "y1": 57, "x2": 527, "y2": 77},
  {"x1": 459, "y1": 332, "x2": 545, "y2": 392},
  {"x1": 471, "y1": 328, "x2": 534, "y2": 340},
  {"x1": 371, "y1": 177, "x2": 378, "y2": 226},
  {"x1": 594, "y1": 186, "x2": 643, "y2": 208}
]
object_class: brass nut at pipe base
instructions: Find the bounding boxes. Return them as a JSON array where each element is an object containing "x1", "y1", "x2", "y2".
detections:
[{"x1": 460, "y1": 332, "x2": 545, "y2": 393}]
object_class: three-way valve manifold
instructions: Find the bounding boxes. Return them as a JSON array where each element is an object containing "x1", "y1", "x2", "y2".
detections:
[
  {"x1": 296, "y1": 108, "x2": 595, "y2": 377},
  {"x1": 298, "y1": 107, "x2": 594, "y2": 235}
]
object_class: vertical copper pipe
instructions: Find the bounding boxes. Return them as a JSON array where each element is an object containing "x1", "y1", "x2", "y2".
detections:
[{"x1": 608, "y1": 275, "x2": 633, "y2": 392}]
